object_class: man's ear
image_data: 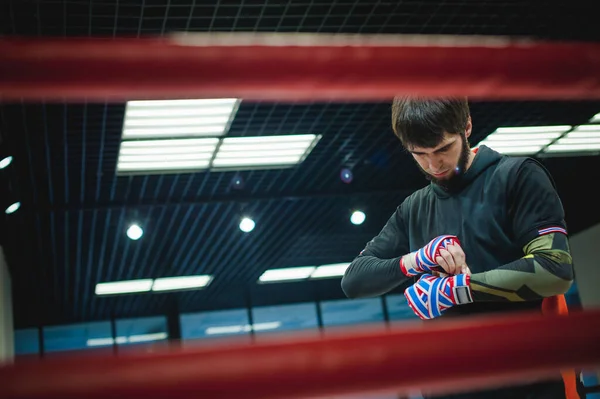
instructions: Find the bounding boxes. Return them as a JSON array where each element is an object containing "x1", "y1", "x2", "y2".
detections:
[{"x1": 465, "y1": 117, "x2": 473, "y2": 139}]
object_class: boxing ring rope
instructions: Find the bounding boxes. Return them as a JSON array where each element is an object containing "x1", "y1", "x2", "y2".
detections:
[
  {"x1": 1, "y1": 33, "x2": 600, "y2": 102},
  {"x1": 1, "y1": 33, "x2": 600, "y2": 398},
  {"x1": 0, "y1": 310, "x2": 599, "y2": 399}
]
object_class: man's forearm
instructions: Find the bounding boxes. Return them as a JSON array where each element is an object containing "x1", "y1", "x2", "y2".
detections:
[
  {"x1": 469, "y1": 233, "x2": 574, "y2": 302},
  {"x1": 341, "y1": 255, "x2": 410, "y2": 299}
]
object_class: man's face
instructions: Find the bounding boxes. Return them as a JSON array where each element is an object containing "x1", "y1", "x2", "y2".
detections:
[{"x1": 408, "y1": 132, "x2": 471, "y2": 187}]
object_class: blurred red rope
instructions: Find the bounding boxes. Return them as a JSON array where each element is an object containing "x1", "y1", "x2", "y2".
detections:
[
  {"x1": 0, "y1": 309, "x2": 599, "y2": 399},
  {"x1": 1, "y1": 33, "x2": 600, "y2": 102}
]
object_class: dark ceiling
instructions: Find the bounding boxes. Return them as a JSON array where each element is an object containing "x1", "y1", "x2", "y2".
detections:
[{"x1": 1, "y1": 0, "x2": 599, "y2": 329}]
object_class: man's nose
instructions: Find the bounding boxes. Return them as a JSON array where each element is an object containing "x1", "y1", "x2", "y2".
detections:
[{"x1": 428, "y1": 156, "x2": 443, "y2": 171}]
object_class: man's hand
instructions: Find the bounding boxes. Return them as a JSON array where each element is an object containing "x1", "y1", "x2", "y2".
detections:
[
  {"x1": 404, "y1": 274, "x2": 473, "y2": 320},
  {"x1": 400, "y1": 235, "x2": 471, "y2": 277},
  {"x1": 435, "y1": 240, "x2": 471, "y2": 276}
]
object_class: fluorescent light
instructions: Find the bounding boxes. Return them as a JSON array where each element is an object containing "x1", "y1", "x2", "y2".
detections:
[
  {"x1": 0, "y1": 156, "x2": 12, "y2": 169},
  {"x1": 258, "y1": 266, "x2": 316, "y2": 283},
  {"x1": 479, "y1": 145, "x2": 546, "y2": 155},
  {"x1": 4, "y1": 202, "x2": 20, "y2": 214},
  {"x1": 152, "y1": 275, "x2": 213, "y2": 292},
  {"x1": 117, "y1": 160, "x2": 211, "y2": 172},
  {"x1": 116, "y1": 138, "x2": 218, "y2": 174},
  {"x1": 125, "y1": 117, "x2": 231, "y2": 127},
  {"x1": 478, "y1": 125, "x2": 572, "y2": 155},
  {"x1": 120, "y1": 137, "x2": 219, "y2": 149},
  {"x1": 127, "y1": 332, "x2": 168, "y2": 343},
  {"x1": 123, "y1": 126, "x2": 226, "y2": 138},
  {"x1": 310, "y1": 263, "x2": 350, "y2": 279},
  {"x1": 119, "y1": 153, "x2": 210, "y2": 162},
  {"x1": 205, "y1": 325, "x2": 245, "y2": 335},
  {"x1": 95, "y1": 279, "x2": 153, "y2": 295},
  {"x1": 205, "y1": 322, "x2": 281, "y2": 335},
  {"x1": 127, "y1": 99, "x2": 238, "y2": 107},
  {"x1": 544, "y1": 144, "x2": 600, "y2": 153},
  {"x1": 123, "y1": 99, "x2": 239, "y2": 139},
  {"x1": 571, "y1": 125, "x2": 600, "y2": 135},
  {"x1": 258, "y1": 262, "x2": 352, "y2": 282},
  {"x1": 483, "y1": 136, "x2": 559, "y2": 144},
  {"x1": 86, "y1": 338, "x2": 115, "y2": 347},
  {"x1": 542, "y1": 127, "x2": 600, "y2": 155},
  {"x1": 86, "y1": 332, "x2": 167, "y2": 347},
  {"x1": 212, "y1": 156, "x2": 306, "y2": 168},
  {"x1": 493, "y1": 126, "x2": 571, "y2": 134},
  {"x1": 212, "y1": 134, "x2": 321, "y2": 169},
  {"x1": 126, "y1": 107, "x2": 235, "y2": 118}
]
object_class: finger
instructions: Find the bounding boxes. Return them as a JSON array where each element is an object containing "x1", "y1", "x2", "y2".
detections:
[
  {"x1": 456, "y1": 264, "x2": 470, "y2": 275},
  {"x1": 438, "y1": 248, "x2": 457, "y2": 274},
  {"x1": 446, "y1": 243, "x2": 466, "y2": 266},
  {"x1": 436, "y1": 252, "x2": 455, "y2": 274},
  {"x1": 434, "y1": 255, "x2": 449, "y2": 274}
]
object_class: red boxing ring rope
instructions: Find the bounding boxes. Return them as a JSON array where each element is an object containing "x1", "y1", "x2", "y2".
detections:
[
  {"x1": 1, "y1": 33, "x2": 600, "y2": 102},
  {"x1": 1, "y1": 33, "x2": 600, "y2": 398},
  {"x1": 0, "y1": 310, "x2": 599, "y2": 399}
]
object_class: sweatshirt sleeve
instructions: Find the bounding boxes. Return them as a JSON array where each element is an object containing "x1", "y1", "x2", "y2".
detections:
[
  {"x1": 341, "y1": 203, "x2": 412, "y2": 298},
  {"x1": 468, "y1": 159, "x2": 574, "y2": 302}
]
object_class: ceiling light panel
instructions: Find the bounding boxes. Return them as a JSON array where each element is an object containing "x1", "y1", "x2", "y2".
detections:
[
  {"x1": 122, "y1": 98, "x2": 240, "y2": 139},
  {"x1": 477, "y1": 126, "x2": 571, "y2": 155},
  {"x1": 95, "y1": 279, "x2": 153, "y2": 296},
  {"x1": 212, "y1": 134, "x2": 321, "y2": 170},
  {"x1": 310, "y1": 263, "x2": 350, "y2": 279},
  {"x1": 152, "y1": 275, "x2": 213, "y2": 292},
  {"x1": 258, "y1": 266, "x2": 316, "y2": 283},
  {"x1": 542, "y1": 125, "x2": 600, "y2": 156},
  {"x1": 116, "y1": 138, "x2": 219, "y2": 174}
]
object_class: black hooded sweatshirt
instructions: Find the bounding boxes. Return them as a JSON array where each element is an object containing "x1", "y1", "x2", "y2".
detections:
[{"x1": 341, "y1": 145, "x2": 568, "y2": 318}]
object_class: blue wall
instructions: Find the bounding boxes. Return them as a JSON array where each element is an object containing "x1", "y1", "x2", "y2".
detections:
[{"x1": 15, "y1": 295, "x2": 411, "y2": 354}]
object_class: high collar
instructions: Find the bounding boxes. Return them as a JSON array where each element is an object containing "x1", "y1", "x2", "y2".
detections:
[{"x1": 430, "y1": 145, "x2": 502, "y2": 198}]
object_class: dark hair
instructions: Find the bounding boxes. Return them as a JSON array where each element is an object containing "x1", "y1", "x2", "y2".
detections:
[{"x1": 391, "y1": 97, "x2": 470, "y2": 149}]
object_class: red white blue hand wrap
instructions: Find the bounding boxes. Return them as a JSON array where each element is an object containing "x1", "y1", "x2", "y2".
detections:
[
  {"x1": 404, "y1": 274, "x2": 473, "y2": 320},
  {"x1": 400, "y1": 235, "x2": 460, "y2": 277}
]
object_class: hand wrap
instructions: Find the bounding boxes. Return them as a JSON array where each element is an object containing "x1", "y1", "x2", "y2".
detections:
[
  {"x1": 400, "y1": 235, "x2": 461, "y2": 277},
  {"x1": 404, "y1": 274, "x2": 473, "y2": 320}
]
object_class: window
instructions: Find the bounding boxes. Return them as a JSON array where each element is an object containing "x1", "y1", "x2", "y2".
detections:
[
  {"x1": 43, "y1": 321, "x2": 112, "y2": 353},
  {"x1": 252, "y1": 302, "x2": 319, "y2": 339},
  {"x1": 180, "y1": 308, "x2": 250, "y2": 341},
  {"x1": 320, "y1": 298, "x2": 384, "y2": 330},
  {"x1": 581, "y1": 371, "x2": 600, "y2": 399},
  {"x1": 115, "y1": 316, "x2": 168, "y2": 347},
  {"x1": 14, "y1": 328, "x2": 39, "y2": 356},
  {"x1": 385, "y1": 294, "x2": 417, "y2": 321}
]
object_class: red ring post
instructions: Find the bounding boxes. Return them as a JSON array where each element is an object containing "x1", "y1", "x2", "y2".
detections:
[
  {"x1": 1, "y1": 33, "x2": 600, "y2": 102},
  {"x1": 1, "y1": 309, "x2": 599, "y2": 399}
]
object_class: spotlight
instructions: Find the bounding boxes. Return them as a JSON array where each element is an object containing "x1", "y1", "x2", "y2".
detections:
[
  {"x1": 231, "y1": 174, "x2": 245, "y2": 190},
  {"x1": 127, "y1": 224, "x2": 143, "y2": 240},
  {"x1": 239, "y1": 217, "x2": 255, "y2": 233},
  {"x1": 350, "y1": 210, "x2": 366, "y2": 225},
  {"x1": 340, "y1": 168, "x2": 353, "y2": 184}
]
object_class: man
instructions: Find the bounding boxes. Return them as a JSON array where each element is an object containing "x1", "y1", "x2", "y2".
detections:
[{"x1": 341, "y1": 97, "x2": 576, "y2": 399}]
